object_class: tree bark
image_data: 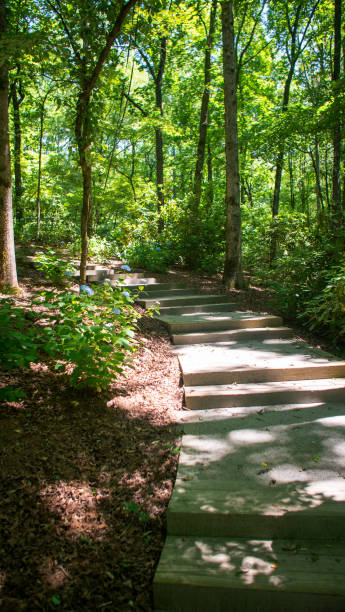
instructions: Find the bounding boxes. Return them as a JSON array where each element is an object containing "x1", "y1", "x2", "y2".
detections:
[
  {"x1": 331, "y1": 0, "x2": 342, "y2": 222},
  {"x1": 308, "y1": 139, "x2": 324, "y2": 213},
  {"x1": 70, "y1": 0, "x2": 138, "y2": 284},
  {"x1": 192, "y1": 0, "x2": 217, "y2": 212},
  {"x1": 155, "y1": 36, "x2": 166, "y2": 232},
  {"x1": 0, "y1": 0, "x2": 18, "y2": 290},
  {"x1": 221, "y1": 0, "x2": 244, "y2": 289},
  {"x1": 11, "y1": 78, "x2": 24, "y2": 223}
]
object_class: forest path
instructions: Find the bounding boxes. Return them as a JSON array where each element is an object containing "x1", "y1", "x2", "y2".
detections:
[{"x1": 128, "y1": 274, "x2": 345, "y2": 612}]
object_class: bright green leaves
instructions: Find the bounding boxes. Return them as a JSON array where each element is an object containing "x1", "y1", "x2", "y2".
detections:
[{"x1": 1, "y1": 281, "x2": 142, "y2": 391}]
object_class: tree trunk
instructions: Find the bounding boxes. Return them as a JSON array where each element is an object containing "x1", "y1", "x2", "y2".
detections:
[
  {"x1": 155, "y1": 36, "x2": 166, "y2": 232},
  {"x1": 192, "y1": 0, "x2": 217, "y2": 212},
  {"x1": 288, "y1": 152, "x2": 295, "y2": 209},
  {"x1": 221, "y1": 0, "x2": 244, "y2": 290},
  {"x1": 206, "y1": 141, "x2": 213, "y2": 207},
  {"x1": 331, "y1": 0, "x2": 342, "y2": 222},
  {"x1": 272, "y1": 68, "x2": 294, "y2": 217},
  {"x1": 0, "y1": 0, "x2": 18, "y2": 290},
  {"x1": 309, "y1": 139, "x2": 324, "y2": 213},
  {"x1": 12, "y1": 80, "x2": 24, "y2": 223},
  {"x1": 76, "y1": 94, "x2": 91, "y2": 285},
  {"x1": 36, "y1": 101, "x2": 45, "y2": 240}
]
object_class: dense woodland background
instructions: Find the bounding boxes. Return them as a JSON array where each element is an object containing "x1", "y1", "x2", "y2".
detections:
[
  {"x1": 1, "y1": 0, "x2": 345, "y2": 338},
  {"x1": 1, "y1": 2, "x2": 345, "y2": 608}
]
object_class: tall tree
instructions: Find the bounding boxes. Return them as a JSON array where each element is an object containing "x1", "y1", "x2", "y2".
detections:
[
  {"x1": 46, "y1": 0, "x2": 138, "y2": 283},
  {"x1": 9, "y1": 69, "x2": 25, "y2": 222},
  {"x1": 270, "y1": 0, "x2": 319, "y2": 219},
  {"x1": 132, "y1": 31, "x2": 167, "y2": 230},
  {"x1": 331, "y1": 0, "x2": 342, "y2": 222},
  {"x1": 0, "y1": 0, "x2": 18, "y2": 290},
  {"x1": 191, "y1": 0, "x2": 217, "y2": 213},
  {"x1": 221, "y1": 0, "x2": 243, "y2": 289}
]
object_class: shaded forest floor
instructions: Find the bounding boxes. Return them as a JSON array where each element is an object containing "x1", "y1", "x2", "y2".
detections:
[{"x1": 0, "y1": 248, "x2": 339, "y2": 611}]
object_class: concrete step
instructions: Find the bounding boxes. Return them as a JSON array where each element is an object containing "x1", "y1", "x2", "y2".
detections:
[
  {"x1": 185, "y1": 378, "x2": 345, "y2": 409},
  {"x1": 135, "y1": 288, "x2": 194, "y2": 299},
  {"x1": 137, "y1": 294, "x2": 235, "y2": 308},
  {"x1": 158, "y1": 312, "x2": 283, "y2": 334},
  {"x1": 154, "y1": 535, "x2": 345, "y2": 612},
  {"x1": 173, "y1": 326, "x2": 293, "y2": 345},
  {"x1": 177, "y1": 339, "x2": 345, "y2": 386},
  {"x1": 119, "y1": 282, "x2": 187, "y2": 292},
  {"x1": 168, "y1": 401, "x2": 345, "y2": 538},
  {"x1": 159, "y1": 302, "x2": 238, "y2": 316}
]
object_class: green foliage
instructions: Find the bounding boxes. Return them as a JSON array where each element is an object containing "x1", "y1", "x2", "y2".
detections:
[
  {"x1": 34, "y1": 249, "x2": 75, "y2": 283},
  {"x1": 243, "y1": 210, "x2": 326, "y2": 317},
  {"x1": 87, "y1": 236, "x2": 121, "y2": 262},
  {"x1": 0, "y1": 300, "x2": 39, "y2": 369},
  {"x1": 35, "y1": 283, "x2": 139, "y2": 390},
  {"x1": 125, "y1": 241, "x2": 170, "y2": 272},
  {"x1": 302, "y1": 262, "x2": 345, "y2": 340},
  {"x1": 124, "y1": 500, "x2": 149, "y2": 522},
  {"x1": 16, "y1": 218, "x2": 79, "y2": 246},
  {"x1": 1, "y1": 282, "x2": 141, "y2": 391},
  {"x1": 0, "y1": 386, "x2": 27, "y2": 402}
]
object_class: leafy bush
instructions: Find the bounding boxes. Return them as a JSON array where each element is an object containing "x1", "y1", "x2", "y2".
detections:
[
  {"x1": 125, "y1": 241, "x2": 170, "y2": 272},
  {"x1": 34, "y1": 283, "x2": 139, "y2": 390},
  {"x1": 301, "y1": 262, "x2": 345, "y2": 340},
  {"x1": 1, "y1": 282, "x2": 143, "y2": 391},
  {"x1": 34, "y1": 250, "x2": 75, "y2": 284},
  {"x1": 0, "y1": 300, "x2": 39, "y2": 369},
  {"x1": 16, "y1": 218, "x2": 79, "y2": 245}
]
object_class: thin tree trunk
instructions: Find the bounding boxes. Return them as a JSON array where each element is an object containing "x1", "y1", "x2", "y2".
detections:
[
  {"x1": 155, "y1": 36, "x2": 166, "y2": 232},
  {"x1": 12, "y1": 80, "x2": 24, "y2": 223},
  {"x1": 0, "y1": 0, "x2": 18, "y2": 290},
  {"x1": 70, "y1": 0, "x2": 138, "y2": 284},
  {"x1": 36, "y1": 101, "x2": 45, "y2": 240},
  {"x1": 192, "y1": 0, "x2": 217, "y2": 212},
  {"x1": 288, "y1": 152, "x2": 295, "y2": 209},
  {"x1": 206, "y1": 141, "x2": 213, "y2": 207},
  {"x1": 221, "y1": 0, "x2": 244, "y2": 289},
  {"x1": 272, "y1": 68, "x2": 294, "y2": 217},
  {"x1": 308, "y1": 139, "x2": 323, "y2": 213},
  {"x1": 331, "y1": 0, "x2": 342, "y2": 222}
]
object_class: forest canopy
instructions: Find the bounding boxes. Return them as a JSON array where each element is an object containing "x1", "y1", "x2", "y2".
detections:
[{"x1": 1, "y1": 0, "x2": 345, "y2": 337}]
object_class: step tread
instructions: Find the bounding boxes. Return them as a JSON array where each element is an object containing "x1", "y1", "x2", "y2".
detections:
[
  {"x1": 137, "y1": 294, "x2": 235, "y2": 307},
  {"x1": 154, "y1": 535, "x2": 345, "y2": 595},
  {"x1": 177, "y1": 339, "x2": 345, "y2": 385},
  {"x1": 186, "y1": 378, "x2": 345, "y2": 398},
  {"x1": 172, "y1": 326, "x2": 293, "y2": 344}
]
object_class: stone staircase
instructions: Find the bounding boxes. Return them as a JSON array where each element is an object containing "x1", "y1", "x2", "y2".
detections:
[{"x1": 130, "y1": 275, "x2": 345, "y2": 612}]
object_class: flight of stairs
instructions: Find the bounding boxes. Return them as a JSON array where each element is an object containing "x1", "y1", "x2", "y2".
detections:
[{"x1": 131, "y1": 275, "x2": 345, "y2": 612}]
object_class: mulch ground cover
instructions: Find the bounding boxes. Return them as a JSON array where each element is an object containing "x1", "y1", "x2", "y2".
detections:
[
  {"x1": 0, "y1": 255, "x2": 183, "y2": 612},
  {"x1": 1, "y1": 249, "x2": 340, "y2": 611}
]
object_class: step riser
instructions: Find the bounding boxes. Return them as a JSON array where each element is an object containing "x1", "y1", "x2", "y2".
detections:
[
  {"x1": 159, "y1": 303, "x2": 237, "y2": 315},
  {"x1": 154, "y1": 582, "x2": 345, "y2": 612},
  {"x1": 184, "y1": 364, "x2": 345, "y2": 387},
  {"x1": 173, "y1": 327, "x2": 293, "y2": 344},
  {"x1": 167, "y1": 316, "x2": 283, "y2": 334},
  {"x1": 139, "y1": 289, "x2": 192, "y2": 298},
  {"x1": 125, "y1": 283, "x2": 186, "y2": 292},
  {"x1": 138, "y1": 295, "x2": 235, "y2": 307},
  {"x1": 167, "y1": 511, "x2": 345, "y2": 540},
  {"x1": 185, "y1": 386, "x2": 345, "y2": 409}
]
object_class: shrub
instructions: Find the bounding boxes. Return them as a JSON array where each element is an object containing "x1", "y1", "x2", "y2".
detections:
[
  {"x1": 34, "y1": 250, "x2": 76, "y2": 284},
  {"x1": 301, "y1": 261, "x2": 345, "y2": 341},
  {"x1": 1, "y1": 282, "x2": 143, "y2": 391}
]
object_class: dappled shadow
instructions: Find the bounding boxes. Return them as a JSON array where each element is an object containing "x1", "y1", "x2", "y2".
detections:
[
  {"x1": 176, "y1": 337, "x2": 345, "y2": 386},
  {"x1": 154, "y1": 401, "x2": 345, "y2": 609},
  {"x1": 170, "y1": 401, "x2": 345, "y2": 539},
  {"x1": 0, "y1": 363, "x2": 181, "y2": 611}
]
